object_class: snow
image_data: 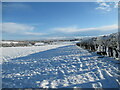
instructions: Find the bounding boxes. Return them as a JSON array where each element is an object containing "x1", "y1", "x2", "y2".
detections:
[
  {"x1": 34, "y1": 43, "x2": 44, "y2": 46},
  {"x1": 1, "y1": 44, "x2": 72, "y2": 63},
  {"x1": 2, "y1": 44, "x2": 120, "y2": 88},
  {"x1": 2, "y1": 41, "x2": 19, "y2": 44}
]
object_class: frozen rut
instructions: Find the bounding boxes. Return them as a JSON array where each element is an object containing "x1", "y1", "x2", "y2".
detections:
[{"x1": 2, "y1": 45, "x2": 120, "y2": 88}]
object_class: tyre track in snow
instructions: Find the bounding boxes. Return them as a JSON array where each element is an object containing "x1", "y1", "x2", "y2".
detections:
[{"x1": 2, "y1": 45, "x2": 120, "y2": 88}]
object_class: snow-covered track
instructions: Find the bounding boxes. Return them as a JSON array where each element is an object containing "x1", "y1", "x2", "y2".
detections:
[{"x1": 2, "y1": 45, "x2": 120, "y2": 88}]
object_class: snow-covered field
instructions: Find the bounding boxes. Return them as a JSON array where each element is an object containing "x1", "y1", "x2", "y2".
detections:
[
  {"x1": 2, "y1": 44, "x2": 120, "y2": 88},
  {"x1": 1, "y1": 44, "x2": 72, "y2": 63}
]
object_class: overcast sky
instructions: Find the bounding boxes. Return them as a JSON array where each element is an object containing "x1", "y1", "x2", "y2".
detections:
[{"x1": 2, "y1": 2, "x2": 118, "y2": 40}]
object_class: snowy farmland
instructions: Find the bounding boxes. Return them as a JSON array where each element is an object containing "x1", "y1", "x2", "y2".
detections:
[
  {"x1": 2, "y1": 44, "x2": 72, "y2": 63},
  {"x1": 2, "y1": 44, "x2": 120, "y2": 88}
]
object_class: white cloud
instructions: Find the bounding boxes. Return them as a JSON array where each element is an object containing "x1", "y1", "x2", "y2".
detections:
[
  {"x1": 44, "y1": 36, "x2": 69, "y2": 40},
  {"x1": 2, "y1": 22, "x2": 45, "y2": 36},
  {"x1": 97, "y1": 24, "x2": 118, "y2": 30},
  {"x1": 53, "y1": 24, "x2": 118, "y2": 33},
  {"x1": 114, "y1": 2, "x2": 118, "y2": 8},
  {"x1": 96, "y1": 2, "x2": 111, "y2": 12},
  {"x1": 2, "y1": 22, "x2": 34, "y2": 33},
  {"x1": 100, "y1": 2, "x2": 110, "y2": 7},
  {"x1": 53, "y1": 26, "x2": 79, "y2": 33},
  {"x1": 96, "y1": 2, "x2": 118, "y2": 12},
  {"x1": 24, "y1": 32, "x2": 46, "y2": 36}
]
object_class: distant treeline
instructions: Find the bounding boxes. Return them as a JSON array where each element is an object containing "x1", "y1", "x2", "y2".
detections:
[
  {"x1": 1, "y1": 39, "x2": 80, "y2": 47},
  {"x1": 76, "y1": 33, "x2": 120, "y2": 60},
  {"x1": 1, "y1": 42, "x2": 34, "y2": 47}
]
